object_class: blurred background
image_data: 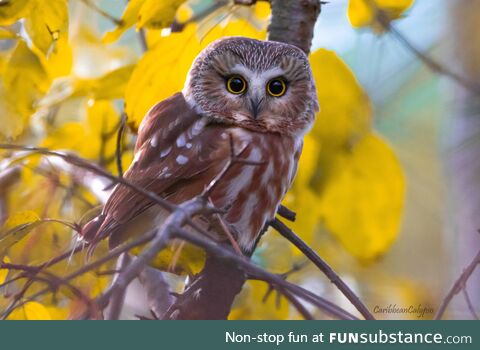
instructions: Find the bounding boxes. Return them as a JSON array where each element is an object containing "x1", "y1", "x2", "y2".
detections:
[{"x1": 1, "y1": 0, "x2": 479, "y2": 320}]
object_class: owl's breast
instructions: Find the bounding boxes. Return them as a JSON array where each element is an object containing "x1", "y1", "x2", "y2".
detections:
[{"x1": 210, "y1": 128, "x2": 303, "y2": 252}]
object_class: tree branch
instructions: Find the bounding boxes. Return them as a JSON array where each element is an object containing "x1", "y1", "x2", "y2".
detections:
[
  {"x1": 368, "y1": 0, "x2": 480, "y2": 95},
  {"x1": 270, "y1": 218, "x2": 374, "y2": 319},
  {"x1": 268, "y1": 0, "x2": 321, "y2": 54},
  {"x1": 138, "y1": 266, "x2": 175, "y2": 319},
  {"x1": 0, "y1": 142, "x2": 364, "y2": 321},
  {"x1": 173, "y1": 228, "x2": 358, "y2": 320},
  {"x1": 435, "y1": 249, "x2": 480, "y2": 319}
]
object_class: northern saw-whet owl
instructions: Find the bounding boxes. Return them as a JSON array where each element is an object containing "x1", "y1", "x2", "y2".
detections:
[{"x1": 81, "y1": 37, "x2": 319, "y2": 254}]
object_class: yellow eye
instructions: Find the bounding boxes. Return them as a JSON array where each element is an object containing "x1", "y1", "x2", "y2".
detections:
[
  {"x1": 226, "y1": 75, "x2": 247, "y2": 94},
  {"x1": 267, "y1": 78, "x2": 287, "y2": 97}
]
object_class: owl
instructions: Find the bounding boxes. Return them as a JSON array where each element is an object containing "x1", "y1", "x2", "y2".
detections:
[{"x1": 81, "y1": 37, "x2": 318, "y2": 255}]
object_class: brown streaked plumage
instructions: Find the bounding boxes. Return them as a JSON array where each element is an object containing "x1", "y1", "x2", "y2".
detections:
[{"x1": 81, "y1": 37, "x2": 318, "y2": 253}]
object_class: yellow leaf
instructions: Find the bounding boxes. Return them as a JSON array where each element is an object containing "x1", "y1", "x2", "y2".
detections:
[
  {"x1": 254, "y1": 231, "x2": 294, "y2": 274},
  {"x1": 0, "y1": 80, "x2": 24, "y2": 140},
  {"x1": 39, "y1": 33, "x2": 73, "y2": 79},
  {"x1": 71, "y1": 271, "x2": 111, "y2": 298},
  {"x1": 0, "y1": 40, "x2": 50, "y2": 140},
  {"x1": 73, "y1": 25, "x2": 136, "y2": 78},
  {"x1": 0, "y1": 0, "x2": 31, "y2": 26},
  {"x1": 41, "y1": 100, "x2": 121, "y2": 161},
  {"x1": 316, "y1": 133, "x2": 405, "y2": 260},
  {"x1": 4, "y1": 41, "x2": 50, "y2": 116},
  {"x1": 3, "y1": 210, "x2": 40, "y2": 231},
  {"x1": 38, "y1": 64, "x2": 133, "y2": 110},
  {"x1": 132, "y1": 240, "x2": 206, "y2": 275},
  {"x1": 24, "y1": 0, "x2": 68, "y2": 55},
  {"x1": 0, "y1": 211, "x2": 42, "y2": 257},
  {"x1": 282, "y1": 135, "x2": 323, "y2": 244},
  {"x1": 86, "y1": 100, "x2": 121, "y2": 141},
  {"x1": 74, "y1": 64, "x2": 135, "y2": 100},
  {"x1": 174, "y1": 2, "x2": 193, "y2": 24},
  {"x1": 41, "y1": 122, "x2": 91, "y2": 156},
  {"x1": 125, "y1": 20, "x2": 266, "y2": 129},
  {"x1": 348, "y1": 0, "x2": 414, "y2": 28},
  {"x1": 253, "y1": 1, "x2": 271, "y2": 20},
  {"x1": 310, "y1": 48, "x2": 372, "y2": 150},
  {"x1": 45, "y1": 305, "x2": 69, "y2": 320},
  {"x1": 137, "y1": 0, "x2": 184, "y2": 29},
  {"x1": 0, "y1": 256, "x2": 11, "y2": 285},
  {"x1": 102, "y1": 0, "x2": 146, "y2": 44},
  {"x1": 283, "y1": 188, "x2": 322, "y2": 247},
  {"x1": 7, "y1": 301, "x2": 52, "y2": 320}
]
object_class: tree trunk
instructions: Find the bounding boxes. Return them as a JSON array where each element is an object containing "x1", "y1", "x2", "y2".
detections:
[{"x1": 268, "y1": 0, "x2": 321, "y2": 54}]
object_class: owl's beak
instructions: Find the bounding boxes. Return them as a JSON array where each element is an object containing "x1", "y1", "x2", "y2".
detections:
[{"x1": 249, "y1": 96, "x2": 262, "y2": 120}]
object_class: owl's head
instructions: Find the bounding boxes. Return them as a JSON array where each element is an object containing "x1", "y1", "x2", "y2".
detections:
[{"x1": 183, "y1": 37, "x2": 319, "y2": 136}]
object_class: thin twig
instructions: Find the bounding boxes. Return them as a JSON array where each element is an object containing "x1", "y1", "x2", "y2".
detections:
[
  {"x1": 0, "y1": 144, "x2": 223, "y2": 246},
  {"x1": 104, "y1": 253, "x2": 130, "y2": 320},
  {"x1": 97, "y1": 197, "x2": 215, "y2": 318},
  {"x1": 462, "y1": 288, "x2": 479, "y2": 320},
  {"x1": 138, "y1": 266, "x2": 175, "y2": 319},
  {"x1": 277, "y1": 205, "x2": 296, "y2": 222},
  {"x1": 174, "y1": 228, "x2": 358, "y2": 320},
  {"x1": 116, "y1": 113, "x2": 127, "y2": 178},
  {"x1": 79, "y1": 0, "x2": 122, "y2": 25},
  {"x1": 1, "y1": 231, "x2": 155, "y2": 319},
  {"x1": 138, "y1": 29, "x2": 148, "y2": 52},
  {"x1": 435, "y1": 250, "x2": 480, "y2": 319},
  {"x1": 270, "y1": 218, "x2": 375, "y2": 320},
  {"x1": 369, "y1": 1, "x2": 480, "y2": 95}
]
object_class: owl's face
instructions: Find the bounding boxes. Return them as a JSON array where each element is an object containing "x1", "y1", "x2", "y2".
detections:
[{"x1": 183, "y1": 37, "x2": 319, "y2": 136}]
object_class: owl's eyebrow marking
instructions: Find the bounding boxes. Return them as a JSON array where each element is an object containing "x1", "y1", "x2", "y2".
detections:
[{"x1": 271, "y1": 76, "x2": 289, "y2": 84}]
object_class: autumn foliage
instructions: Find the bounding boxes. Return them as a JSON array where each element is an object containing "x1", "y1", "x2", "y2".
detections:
[{"x1": 0, "y1": 0, "x2": 413, "y2": 320}]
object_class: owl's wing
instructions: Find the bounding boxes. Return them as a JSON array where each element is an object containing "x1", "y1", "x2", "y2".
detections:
[{"x1": 81, "y1": 93, "x2": 230, "y2": 244}]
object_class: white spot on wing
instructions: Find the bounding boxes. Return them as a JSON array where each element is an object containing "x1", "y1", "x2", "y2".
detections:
[
  {"x1": 176, "y1": 154, "x2": 189, "y2": 165},
  {"x1": 150, "y1": 136, "x2": 158, "y2": 148},
  {"x1": 160, "y1": 146, "x2": 172, "y2": 158},
  {"x1": 176, "y1": 133, "x2": 187, "y2": 147},
  {"x1": 186, "y1": 142, "x2": 192, "y2": 149}
]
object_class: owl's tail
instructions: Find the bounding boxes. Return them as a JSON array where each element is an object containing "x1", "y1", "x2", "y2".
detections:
[
  {"x1": 80, "y1": 213, "x2": 107, "y2": 242},
  {"x1": 80, "y1": 213, "x2": 123, "y2": 257}
]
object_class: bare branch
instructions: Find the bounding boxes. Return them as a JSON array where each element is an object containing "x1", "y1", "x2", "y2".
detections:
[
  {"x1": 368, "y1": 0, "x2": 480, "y2": 95},
  {"x1": 270, "y1": 218, "x2": 374, "y2": 320},
  {"x1": 435, "y1": 250, "x2": 480, "y2": 319},
  {"x1": 277, "y1": 205, "x2": 296, "y2": 222},
  {"x1": 138, "y1": 266, "x2": 174, "y2": 319},
  {"x1": 1, "y1": 231, "x2": 155, "y2": 319},
  {"x1": 96, "y1": 197, "x2": 216, "y2": 318},
  {"x1": 462, "y1": 288, "x2": 479, "y2": 320},
  {"x1": 115, "y1": 113, "x2": 127, "y2": 178},
  {"x1": 79, "y1": 0, "x2": 122, "y2": 25},
  {"x1": 268, "y1": 0, "x2": 321, "y2": 54},
  {"x1": 174, "y1": 228, "x2": 358, "y2": 320},
  {"x1": 104, "y1": 253, "x2": 130, "y2": 320}
]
